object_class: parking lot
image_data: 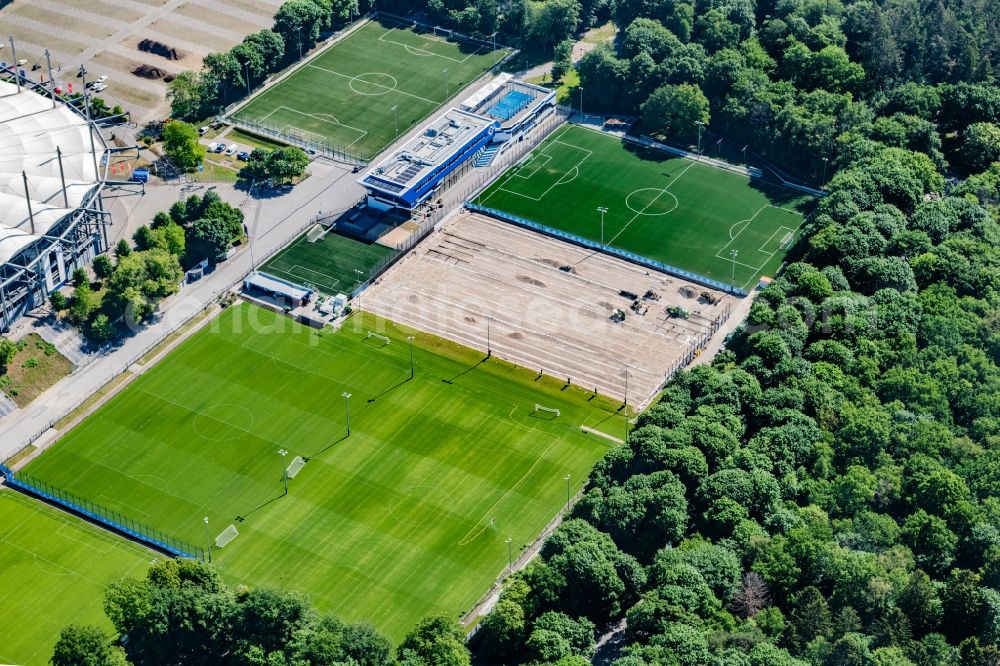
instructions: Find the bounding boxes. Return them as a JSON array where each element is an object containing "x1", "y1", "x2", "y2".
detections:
[{"x1": 0, "y1": 0, "x2": 284, "y2": 122}]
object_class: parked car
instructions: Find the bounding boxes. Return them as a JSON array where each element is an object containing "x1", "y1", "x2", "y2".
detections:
[
  {"x1": 224, "y1": 144, "x2": 238, "y2": 156},
  {"x1": 207, "y1": 142, "x2": 222, "y2": 152},
  {"x1": 96, "y1": 75, "x2": 107, "y2": 83},
  {"x1": 198, "y1": 126, "x2": 209, "y2": 135},
  {"x1": 236, "y1": 151, "x2": 250, "y2": 161},
  {"x1": 215, "y1": 143, "x2": 227, "y2": 153},
  {"x1": 91, "y1": 83, "x2": 108, "y2": 92}
]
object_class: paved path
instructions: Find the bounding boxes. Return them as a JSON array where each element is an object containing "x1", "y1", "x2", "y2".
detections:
[{"x1": 0, "y1": 158, "x2": 364, "y2": 461}]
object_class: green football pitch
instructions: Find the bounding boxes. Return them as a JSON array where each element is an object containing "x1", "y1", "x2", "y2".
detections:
[
  {"x1": 0, "y1": 490, "x2": 151, "y2": 665},
  {"x1": 474, "y1": 124, "x2": 816, "y2": 290},
  {"x1": 231, "y1": 18, "x2": 510, "y2": 160},
  {"x1": 261, "y1": 229, "x2": 395, "y2": 295},
  {"x1": 23, "y1": 303, "x2": 621, "y2": 640}
]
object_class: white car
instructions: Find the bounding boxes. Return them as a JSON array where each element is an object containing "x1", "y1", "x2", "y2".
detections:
[
  {"x1": 207, "y1": 142, "x2": 222, "y2": 152},
  {"x1": 91, "y1": 82, "x2": 108, "y2": 92},
  {"x1": 224, "y1": 144, "x2": 238, "y2": 156},
  {"x1": 198, "y1": 126, "x2": 209, "y2": 135},
  {"x1": 96, "y1": 75, "x2": 107, "y2": 83}
]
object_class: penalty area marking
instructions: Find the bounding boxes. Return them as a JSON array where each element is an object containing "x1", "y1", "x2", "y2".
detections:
[{"x1": 377, "y1": 26, "x2": 484, "y2": 64}]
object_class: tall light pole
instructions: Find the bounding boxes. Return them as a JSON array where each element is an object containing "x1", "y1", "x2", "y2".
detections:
[
  {"x1": 407, "y1": 335, "x2": 414, "y2": 378},
  {"x1": 597, "y1": 206, "x2": 608, "y2": 245},
  {"x1": 9, "y1": 36, "x2": 21, "y2": 92},
  {"x1": 491, "y1": 31, "x2": 498, "y2": 65},
  {"x1": 715, "y1": 137, "x2": 723, "y2": 155},
  {"x1": 44, "y1": 49, "x2": 56, "y2": 108},
  {"x1": 391, "y1": 105, "x2": 398, "y2": 138},
  {"x1": 297, "y1": 27, "x2": 303, "y2": 60},
  {"x1": 442, "y1": 67, "x2": 449, "y2": 96},
  {"x1": 696, "y1": 121, "x2": 705, "y2": 155},
  {"x1": 203, "y1": 516, "x2": 211, "y2": 562},
  {"x1": 624, "y1": 364, "x2": 630, "y2": 443},
  {"x1": 278, "y1": 448, "x2": 289, "y2": 494},
  {"x1": 342, "y1": 392, "x2": 352, "y2": 435},
  {"x1": 506, "y1": 537, "x2": 513, "y2": 571},
  {"x1": 730, "y1": 249, "x2": 739, "y2": 293},
  {"x1": 486, "y1": 315, "x2": 492, "y2": 357},
  {"x1": 564, "y1": 474, "x2": 571, "y2": 507},
  {"x1": 243, "y1": 60, "x2": 251, "y2": 97},
  {"x1": 578, "y1": 86, "x2": 584, "y2": 119},
  {"x1": 741, "y1": 144, "x2": 749, "y2": 164},
  {"x1": 821, "y1": 157, "x2": 829, "y2": 184}
]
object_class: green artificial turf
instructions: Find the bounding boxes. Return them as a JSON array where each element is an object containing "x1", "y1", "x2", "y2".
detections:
[
  {"x1": 260, "y1": 229, "x2": 395, "y2": 295},
  {"x1": 23, "y1": 303, "x2": 622, "y2": 640},
  {"x1": 0, "y1": 490, "x2": 151, "y2": 666},
  {"x1": 474, "y1": 124, "x2": 816, "y2": 290},
  {"x1": 231, "y1": 18, "x2": 510, "y2": 160}
]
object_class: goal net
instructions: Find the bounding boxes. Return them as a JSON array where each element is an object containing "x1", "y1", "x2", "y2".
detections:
[
  {"x1": 366, "y1": 331, "x2": 390, "y2": 346},
  {"x1": 215, "y1": 524, "x2": 240, "y2": 548},
  {"x1": 306, "y1": 224, "x2": 326, "y2": 243},
  {"x1": 533, "y1": 404, "x2": 560, "y2": 418},
  {"x1": 286, "y1": 455, "x2": 306, "y2": 479}
]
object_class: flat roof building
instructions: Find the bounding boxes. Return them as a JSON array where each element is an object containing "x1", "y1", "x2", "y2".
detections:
[{"x1": 359, "y1": 108, "x2": 498, "y2": 210}]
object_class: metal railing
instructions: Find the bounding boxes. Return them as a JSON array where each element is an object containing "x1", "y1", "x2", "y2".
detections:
[{"x1": 0, "y1": 464, "x2": 205, "y2": 559}]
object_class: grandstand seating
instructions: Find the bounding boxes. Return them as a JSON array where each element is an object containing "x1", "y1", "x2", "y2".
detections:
[{"x1": 474, "y1": 144, "x2": 501, "y2": 167}]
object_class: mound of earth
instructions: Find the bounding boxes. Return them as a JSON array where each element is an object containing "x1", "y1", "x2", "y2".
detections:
[
  {"x1": 138, "y1": 38, "x2": 183, "y2": 60},
  {"x1": 133, "y1": 64, "x2": 167, "y2": 79}
]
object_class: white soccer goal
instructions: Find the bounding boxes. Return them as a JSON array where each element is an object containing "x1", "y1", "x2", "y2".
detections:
[
  {"x1": 366, "y1": 331, "x2": 391, "y2": 345},
  {"x1": 533, "y1": 404, "x2": 560, "y2": 418},
  {"x1": 286, "y1": 455, "x2": 306, "y2": 479},
  {"x1": 306, "y1": 224, "x2": 326, "y2": 243},
  {"x1": 215, "y1": 524, "x2": 240, "y2": 548}
]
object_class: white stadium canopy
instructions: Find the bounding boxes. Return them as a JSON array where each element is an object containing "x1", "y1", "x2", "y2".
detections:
[{"x1": 0, "y1": 80, "x2": 101, "y2": 244}]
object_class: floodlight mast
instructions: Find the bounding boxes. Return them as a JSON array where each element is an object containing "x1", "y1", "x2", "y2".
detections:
[
  {"x1": 203, "y1": 516, "x2": 211, "y2": 562},
  {"x1": 279, "y1": 448, "x2": 289, "y2": 494},
  {"x1": 597, "y1": 207, "x2": 608, "y2": 245},
  {"x1": 342, "y1": 392, "x2": 352, "y2": 435}
]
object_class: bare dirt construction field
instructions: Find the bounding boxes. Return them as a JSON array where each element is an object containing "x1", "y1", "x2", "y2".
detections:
[
  {"x1": 362, "y1": 212, "x2": 738, "y2": 407},
  {"x1": 0, "y1": 0, "x2": 283, "y2": 121}
]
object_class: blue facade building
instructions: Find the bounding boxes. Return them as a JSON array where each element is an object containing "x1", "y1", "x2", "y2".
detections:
[{"x1": 359, "y1": 108, "x2": 499, "y2": 210}]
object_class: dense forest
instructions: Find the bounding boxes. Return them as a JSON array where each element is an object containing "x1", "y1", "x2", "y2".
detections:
[
  {"x1": 452, "y1": 0, "x2": 1000, "y2": 665},
  {"x1": 70, "y1": 0, "x2": 1000, "y2": 664}
]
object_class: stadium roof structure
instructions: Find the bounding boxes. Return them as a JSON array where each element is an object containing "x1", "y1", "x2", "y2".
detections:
[{"x1": 0, "y1": 79, "x2": 102, "y2": 260}]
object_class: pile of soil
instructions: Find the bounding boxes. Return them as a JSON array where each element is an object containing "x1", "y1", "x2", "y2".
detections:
[
  {"x1": 133, "y1": 64, "x2": 167, "y2": 79},
  {"x1": 138, "y1": 38, "x2": 183, "y2": 60}
]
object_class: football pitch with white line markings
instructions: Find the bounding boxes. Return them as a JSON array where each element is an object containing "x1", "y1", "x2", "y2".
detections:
[
  {"x1": 474, "y1": 124, "x2": 816, "y2": 290},
  {"x1": 231, "y1": 17, "x2": 510, "y2": 159}
]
